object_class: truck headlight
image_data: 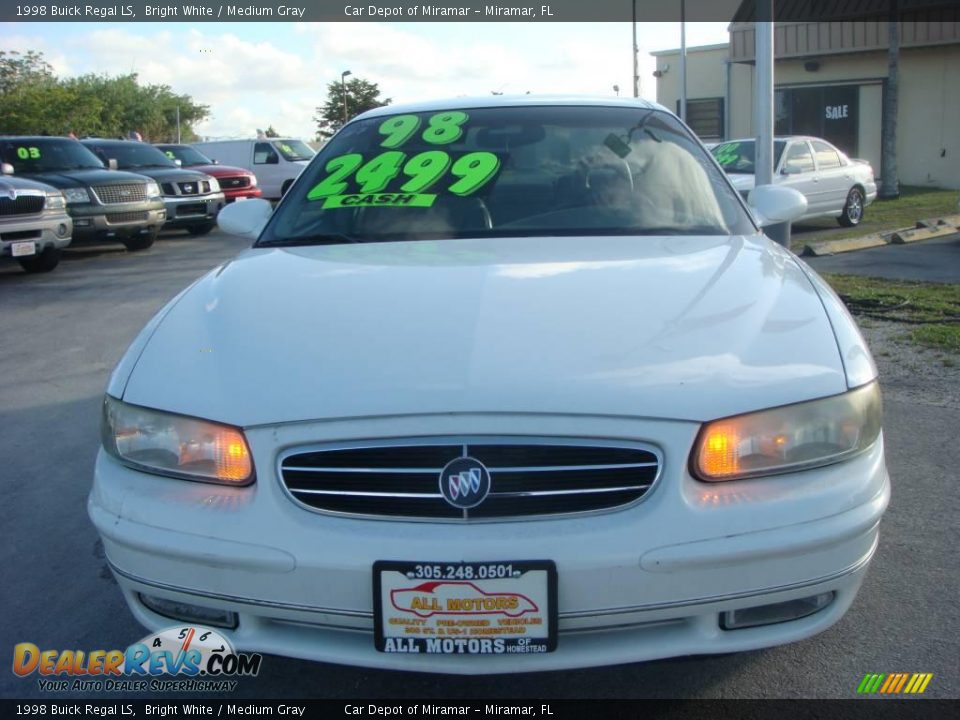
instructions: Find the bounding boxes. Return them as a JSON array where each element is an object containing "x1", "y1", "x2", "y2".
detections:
[
  {"x1": 207, "y1": 177, "x2": 220, "y2": 193},
  {"x1": 692, "y1": 381, "x2": 882, "y2": 481},
  {"x1": 101, "y1": 395, "x2": 254, "y2": 485},
  {"x1": 248, "y1": 174, "x2": 258, "y2": 187},
  {"x1": 63, "y1": 187, "x2": 90, "y2": 204},
  {"x1": 145, "y1": 181, "x2": 161, "y2": 199},
  {"x1": 45, "y1": 191, "x2": 67, "y2": 210}
]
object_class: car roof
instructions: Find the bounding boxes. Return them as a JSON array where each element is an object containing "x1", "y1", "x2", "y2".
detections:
[
  {"x1": 715, "y1": 136, "x2": 828, "y2": 144},
  {"x1": 353, "y1": 95, "x2": 667, "y2": 122}
]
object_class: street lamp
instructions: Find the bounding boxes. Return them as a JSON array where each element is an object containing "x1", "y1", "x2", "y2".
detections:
[{"x1": 341, "y1": 70, "x2": 352, "y2": 125}]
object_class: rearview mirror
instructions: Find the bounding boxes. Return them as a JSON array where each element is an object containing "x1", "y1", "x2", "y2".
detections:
[
  {"x1": 0, "y1": 163, "x2": 13, "y2": 175},
  {"x1": 108, "y1": 159, "x2": 118, "y2": 170},
  {"x1": 217, "y1": 197, "x2": 272, "y2": 240},
  {"x1": 748, "y1": 185, "x2": 807, "y2": 227}
]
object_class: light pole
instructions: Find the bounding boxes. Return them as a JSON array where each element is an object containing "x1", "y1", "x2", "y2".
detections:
[{"x1": 341, "y1": 70, "x2": 352, "y2": 125}]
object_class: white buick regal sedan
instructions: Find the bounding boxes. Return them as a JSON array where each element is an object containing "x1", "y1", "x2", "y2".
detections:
[{"x1": 89, "y1": 97, "x2": 889, "y2": 674}]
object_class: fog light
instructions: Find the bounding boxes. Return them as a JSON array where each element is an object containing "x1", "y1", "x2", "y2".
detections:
[
  {"x1": 138, "y1": 594, "x2": 238, "y2": 629},
  {"x1": 720, "y1": 592, "x2": 834, "y2": 630},
  {"x1": 57, "y1": 223, "x2": 69, "y2": 237}
]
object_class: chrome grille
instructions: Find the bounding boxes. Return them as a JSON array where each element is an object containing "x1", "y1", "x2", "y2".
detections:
[
  {"x1": 105, "y1": 211, "x2": 148, "y2": 225},
  {"x1": 0, "y1": 195, "x2": 45, "y2": 216},
  {"x1": 280, "y1": 439, "x2": 660, "y2": 521},
  {"x1": 92, "y1": 183, "x2": 147, "y2": 204}
]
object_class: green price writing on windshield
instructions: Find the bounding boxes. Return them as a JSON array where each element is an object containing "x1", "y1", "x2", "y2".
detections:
[
  {"x1": 16, "y1": 147, "x2": 41, "y2": 160},
  {"x1": 378, "y1": 111, "x2": 469, "y2": 148},
  {"x1": 306, "y1": 150, "x2": 500, "y2": 201}
]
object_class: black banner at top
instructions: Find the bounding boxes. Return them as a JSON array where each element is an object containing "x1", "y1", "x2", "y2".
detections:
[{"x1": 3, "y1": 0, "x2": 953, "y2": 24}]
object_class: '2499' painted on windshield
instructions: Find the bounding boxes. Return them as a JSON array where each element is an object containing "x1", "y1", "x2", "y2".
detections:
[{"x1": 306, "y1": 112, "x2": 501, "y2": 207}]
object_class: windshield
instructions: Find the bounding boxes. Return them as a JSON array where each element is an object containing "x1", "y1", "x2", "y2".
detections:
[
  {"x1": 0, "y1": 138, "x2": 104, "y2": 173},
  {"x1": 711, "y1": 140, "x2": 786, "y2": 174},
  {"x1": 260, "y1": 105, "x2": 753, "y2": 246},
  {"x1": 273, "y1": 139, "x2": 314, "y2": 162},
  {"x1": 157, "y1": 145, "x2": 213, "y2": 166},
  {"x1": 84, "y1": 142, "x2": 177, "y2": 169}
]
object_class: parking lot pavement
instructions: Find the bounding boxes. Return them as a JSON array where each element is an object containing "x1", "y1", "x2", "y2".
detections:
[
  {"x1": 803, "y1": 233, "x2": 960, "y2": 284},
  {"x1": 1, "y1": 230, "x2": 957, "y2": 699}
]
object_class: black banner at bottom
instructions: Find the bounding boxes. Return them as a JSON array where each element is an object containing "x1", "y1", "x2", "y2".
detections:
[{"x1": 2, "y1": 699, "x2": 957, "y2": 720}]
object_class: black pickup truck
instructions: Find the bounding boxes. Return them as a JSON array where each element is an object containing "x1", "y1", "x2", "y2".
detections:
[{"x1": 0, "y1": 136, "x2": 166, "y2": 251}]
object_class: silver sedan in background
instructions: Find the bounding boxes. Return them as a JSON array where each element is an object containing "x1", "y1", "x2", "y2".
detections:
[{"x1": 712, "y1": 136, "x2": 877, "y2": 227}]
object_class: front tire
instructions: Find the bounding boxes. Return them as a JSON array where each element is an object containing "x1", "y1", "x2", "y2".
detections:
[
  {"x1": 122, "y1": 228, "x2": 158, "y2": 252},
  {"x1": 838, "y1": 187, "x2": 865, "y2": 227},
  {"x1": 18, "y1": 247, "x2": 61, "y2": 273}
]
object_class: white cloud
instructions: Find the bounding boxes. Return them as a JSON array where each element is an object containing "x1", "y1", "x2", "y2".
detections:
[{"x1": 1, "y1": 21, "x2": 729, "y2": 139}]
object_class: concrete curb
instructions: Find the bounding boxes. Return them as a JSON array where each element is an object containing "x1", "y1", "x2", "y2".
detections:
[
  {"x1": 802, "y1": 214, "x2": 960, "y2": 256},
  {"x1": 892, "y1": 225, "x2": 959, "y2": 244}
]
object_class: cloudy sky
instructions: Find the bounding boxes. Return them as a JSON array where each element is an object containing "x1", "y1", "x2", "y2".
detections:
[{"x1": 1, "y1": 21, "x2": 728, "y2": 139}]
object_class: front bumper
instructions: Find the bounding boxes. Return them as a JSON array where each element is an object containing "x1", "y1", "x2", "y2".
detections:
[
  {"x1": 161, "y1": 193, "x2": 226, "y2": 228},
  {"x1": 1, "y1": 214, "x2": 72, "y2": 257},
  {"x1": 69, "y1": 202, "x2": 166, "y2": 242},
  {"x1": 223, "y1": 186, "x2": 263, "y2": 203},
  {"x1": 89, "y1": 413, "x2": 890, "y2": 674}
]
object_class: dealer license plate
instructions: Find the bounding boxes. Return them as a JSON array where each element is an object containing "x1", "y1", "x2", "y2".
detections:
[
  {"x1": 11, "y1": 242, "x2": 36, "y2": 257},
  {"x1": 374, "y1": 560, "x2": 557, "y2": 655}
]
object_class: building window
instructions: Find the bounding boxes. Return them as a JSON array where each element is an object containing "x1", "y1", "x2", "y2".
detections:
[
  {"x1": 774, "y1": 85, "x2": 859, "y2": 157},
  {"x1": 677, "y1": 98, "x2": 724, "y2": 141}
]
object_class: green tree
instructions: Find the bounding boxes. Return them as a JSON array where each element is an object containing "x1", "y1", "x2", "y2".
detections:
[
  {"x1": 0, "y1": 50, "x2": 209, "y2": 141},
  {"x1": 314, "y1": 77, "x2": 391, "y2": 139},
  {"x1": 264, "y1": 125, "x2": 280, "y2": 138}
]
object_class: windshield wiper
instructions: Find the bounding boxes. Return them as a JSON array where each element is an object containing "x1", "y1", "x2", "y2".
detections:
[{"x1": 258, "y1": 233, "x2": 364, "y2": 247}]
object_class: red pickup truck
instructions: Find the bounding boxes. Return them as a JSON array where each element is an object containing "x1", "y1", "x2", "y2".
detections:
[{"x1": 155, "y1": 144, "x2": 262, "y2": 203}]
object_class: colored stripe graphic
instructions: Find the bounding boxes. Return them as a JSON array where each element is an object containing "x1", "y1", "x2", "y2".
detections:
[{"x1": 857, "y1": 673, "x2": 933, "y2": 694}]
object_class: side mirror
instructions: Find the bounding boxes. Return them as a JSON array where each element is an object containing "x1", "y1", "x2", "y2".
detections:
[
  {"x1": 217, "y1": 197, "x2": 272, "y2": 240},
  {"x1": 213, "y1": 159, "x2": 219, "y2": 165},
  {"x1": 780, "y1": 165, "x2": 801, "y2": 176},
  {"x1": 174, "y1": 159, "x2": 182, "y2": 167},
  {"x1": 1, "y1": 162, "x2": 13, "y2": 175},
  {"x1": 108, "y1": 158, "x2": 118, "y2": 170},
  {"x1": 748, "y1": 185, "x2": 807, "y2": 227}
]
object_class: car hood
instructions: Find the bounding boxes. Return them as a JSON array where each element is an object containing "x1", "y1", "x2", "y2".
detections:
[
  {"x1": 727, "y1": 174, "x2": 756, "y2": 192},
  {"x1": 121, "y1": 167, "x2": 210, "y2": 183},
  {"x1": 121, "y1": 234, "x2": 848, "y2": 427},
  {"x1": 185, "y1": 163, "x2": 252, "y2": 178},
  {"x1": 16, "y1": 168, "x2": 149, "y2": 188}
]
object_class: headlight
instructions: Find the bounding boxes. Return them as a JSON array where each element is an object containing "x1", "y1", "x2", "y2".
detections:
[
  {"x1": 101, "y1": 395, "x2": 254, "y2": 485},
  {"x1": 144, "y1": 181, "x2": 161, "y2": 199},
  {"x1": 63, "y1": 187, "x2": 90, "y2": 204},
  {"x1": 692, "y1": 381, "x2": 882, "y2": 481},
  {"x1": 207, "y1": 177, "x2": 220, "y2": 193},
  {"x1": 45, "y1": 191, "x2": 66, "y2": 210},
  {"x1": 248, "y1": 174, "x2": 258, "y2": 187}
]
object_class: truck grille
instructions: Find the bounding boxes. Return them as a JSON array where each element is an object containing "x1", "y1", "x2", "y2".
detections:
[
  {"x1": 0, "y1": 195, "x2": 45, "y2": 216},
  {"x1": 162, "y1": 181, "x2": 212, "y2": 196},
  {"x1": 280, "y1": 439, "x2": 661, "y2": 521},
  {"x1": 219, "y1": 176, "x2": 250, "y2": 189},
  {"x1": 105, "y1": 211, "x2": 148, "y2": 225},
  {"x1": 92, "y1": 184, "x2": 147, "y2": 205}
]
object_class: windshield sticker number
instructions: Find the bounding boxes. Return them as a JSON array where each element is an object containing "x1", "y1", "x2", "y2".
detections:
[
  {"x1": 378, "y1": 111, "x2": 469, "y2": 149},
  {"x1": 307, "y1": 150, "x2": 499, "y2": 203},
  {"x1": 164, "y1": 150, "x2": 175, "y2": 159},
  {"x1": 378, "y1": 115, "x2": 422, "y2": 149},
  {"x1": 16, "y1": 147, "x2": 41, "y2": 160},
  {"x1": 713, "y1": 143, "x2": 740, "y2": 166}
]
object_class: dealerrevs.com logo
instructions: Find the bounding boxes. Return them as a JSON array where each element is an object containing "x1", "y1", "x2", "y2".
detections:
[{"x1": 13, "y1": 625, "x2": 262, "y2": 693}]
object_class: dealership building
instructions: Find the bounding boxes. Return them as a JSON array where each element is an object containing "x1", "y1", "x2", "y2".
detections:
[{"x1": 652, "y1": 14, "x2": 960, "y2": 189}]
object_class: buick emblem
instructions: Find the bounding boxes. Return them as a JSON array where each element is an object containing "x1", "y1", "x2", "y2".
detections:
[{"x1": 439, "y1": 457, "x2": 491, "y2": 510}]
